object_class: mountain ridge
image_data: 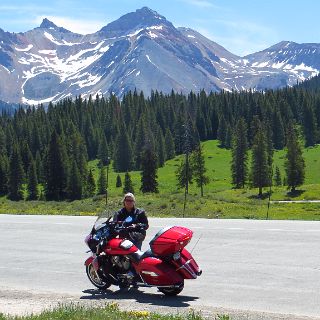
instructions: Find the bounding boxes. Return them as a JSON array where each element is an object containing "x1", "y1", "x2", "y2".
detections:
[{"x1": 0, "y1": 7, "x2": 319, "y2": 105}]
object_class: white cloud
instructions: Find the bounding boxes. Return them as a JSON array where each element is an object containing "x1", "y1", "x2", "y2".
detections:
[
  {"x1": 188, "y1": 16, "x2": 278, "y2": 56},
  {"x1": 34, "y1": 15, "x2": 106, "y2": 34},
  {"x1": 214, "y1": 19, "x2": 274, "y2": 37},
  {"x1": 178, "y1": 0, "x2": 217, "y2": 8},
  {"x1": 196, "y1": 26, "x2": 271, "y2": 56}
]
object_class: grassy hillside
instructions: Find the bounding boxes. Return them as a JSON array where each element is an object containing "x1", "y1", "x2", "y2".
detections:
[{"x1": 1, "y1": 140, "x2": 319, "y2": 220}]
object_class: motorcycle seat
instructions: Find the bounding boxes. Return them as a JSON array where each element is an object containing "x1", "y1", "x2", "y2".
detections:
[{"x1": 129, "y1": 248, "x2": 155, "y2": 262}]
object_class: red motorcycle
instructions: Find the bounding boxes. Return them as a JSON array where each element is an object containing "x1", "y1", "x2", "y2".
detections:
[{"x1": 84, "y1": 216, "x2": 202, "y2": 295}]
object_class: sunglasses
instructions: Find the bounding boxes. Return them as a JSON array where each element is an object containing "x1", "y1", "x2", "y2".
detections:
[{"x1": 125, "y1": 199, "x2": 134, "y2": 202}]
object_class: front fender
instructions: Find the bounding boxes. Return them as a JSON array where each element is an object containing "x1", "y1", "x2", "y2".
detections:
[{"x1": 84, "y1": 256, "x2": 94, "y2": 266}]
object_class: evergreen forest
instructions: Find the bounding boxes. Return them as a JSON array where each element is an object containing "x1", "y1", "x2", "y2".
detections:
[{"x1": 0, "y1": 85, "x2": 319, "y2": 203}]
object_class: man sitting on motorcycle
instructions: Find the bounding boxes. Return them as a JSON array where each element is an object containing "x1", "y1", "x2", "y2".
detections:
[{"x1": 113, "y1": 192, "x2": 149, "y2": 250}]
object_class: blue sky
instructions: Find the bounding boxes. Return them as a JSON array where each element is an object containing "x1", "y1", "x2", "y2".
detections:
[{"x1": 0, "y1": 0, "x2": 319, "y2": 56}]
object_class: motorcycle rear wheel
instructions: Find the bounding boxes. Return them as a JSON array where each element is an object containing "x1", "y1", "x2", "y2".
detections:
[
  {"x1": 86, "y1": 263, "x2": 111, "y2": 290},
  {"x1": 158, "y1": 282, "x2": 184, "y2": 296}
]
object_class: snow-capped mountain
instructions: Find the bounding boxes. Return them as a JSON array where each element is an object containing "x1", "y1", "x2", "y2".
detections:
[{"x1": 0, "y1": 7, "x2": 319, "y2": 105}]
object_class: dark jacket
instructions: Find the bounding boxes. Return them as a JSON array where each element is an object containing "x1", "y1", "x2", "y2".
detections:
[{"x1": 113, "y1": 207, "x2": 149, "y2": 245}]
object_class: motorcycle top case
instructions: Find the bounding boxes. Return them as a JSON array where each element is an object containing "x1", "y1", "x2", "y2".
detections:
[{"x1": 149, "y1": 226, "x2": 193, "y2": 256}]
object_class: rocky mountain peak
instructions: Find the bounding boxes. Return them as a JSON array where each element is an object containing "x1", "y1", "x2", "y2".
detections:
[
  {"x1": 98, "y1": 6, "x2": 171, "y2": 37},
  {"x1": 40, "y1": 18, "x2": 58, "y2": 29},
  {"x1": 39, "y1": 18, "x2": 72, "y2": 34}
]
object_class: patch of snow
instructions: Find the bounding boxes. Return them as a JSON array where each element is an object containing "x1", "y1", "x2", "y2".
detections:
[
  {"x1": 22, "y1": 94, "x2": 59, "y2": 105},
  {"x1": 44, "y1": 32, "x2": 62, "y2": 45},
  {"x1": 271, "y1": 61, "x2": 286, "y2": 69},
  {"x1": 44, "y1": 32, "x2": 80, "y2": 46},
  {"x1": 127, "y1": 28, "x2": 144, "y2": 37},
  {"x1": 252, "y1": 61, "x2": 269, "y2": 68},
  {"x1": 15, "y1": 44, "x2": 33, "y2": 52},
  {"x1": 0, "y1": 65, "x2": 10, "y2": 73},
  {"x1": 38, "y1": 50, "x2": 57, "y2": 55},
  {"x1": 220, "y1": 58, "x2": 237, "y2": 67},
  {"x1": 125, "y1": 69, "x2": 136, "y2": 77},
  {"x1": 187, "y1": 35, "x2": 195, "y2": 38},
  {"x1": 283, "y1": 64, "x2": 293, "y2": 70},
  {"x1": 136, "y1": 71, "x2": 140, "y2": 76},
  {"x1": 99, "y1": 45, "x2": 110, "y2": 53},
  {"x1": 18, "y1": 57, "x2": 31, "y2": 65},
  {"x1": 107, "y1": 61, "x2": 114, "y2": 68},
  {"x1": 148, "y1": 31, "x2": 158, "y2": 38},
  {"x1": 147, "y1": 25, "x2": 163, "y2": 30},
  {"x1": 72, "y1": 73, "x2": 102, "y2": 88},
  {"x1": 292, "y1": 63, "x2": 318, "y2": 72}
]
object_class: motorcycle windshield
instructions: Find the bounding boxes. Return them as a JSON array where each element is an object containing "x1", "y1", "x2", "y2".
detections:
[{"x1": 93, "y1": 210, "x2": 114, "y2": 231}]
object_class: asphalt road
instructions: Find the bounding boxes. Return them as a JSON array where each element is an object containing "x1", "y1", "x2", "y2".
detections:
[{"x1": 0, "y1": 214, "x2": 320, "y2": 319}]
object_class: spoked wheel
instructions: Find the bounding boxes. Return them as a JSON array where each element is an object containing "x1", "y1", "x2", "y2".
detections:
[
  {"x1": 86, "y1": 263, "x2": 111, "y2": 290},
  {"x1": 158, "y1": 282, "x2": 184, "y2": 296}
]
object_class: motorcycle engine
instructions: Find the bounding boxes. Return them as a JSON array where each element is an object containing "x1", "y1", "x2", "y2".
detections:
[{"x1": 110, "y1": 255, "x2": 130, "y2": 271}]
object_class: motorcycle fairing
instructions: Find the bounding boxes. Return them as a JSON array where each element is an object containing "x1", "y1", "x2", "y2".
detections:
[
  {"x1": 135, "y1": 257, "x2": 183, "y2": 285},
  {"x1": 104, "y1": 238, "x2": 139, "y2": 255},
  {"x1": 84, "y1": 256, "x2": 94, "y2": 266}
]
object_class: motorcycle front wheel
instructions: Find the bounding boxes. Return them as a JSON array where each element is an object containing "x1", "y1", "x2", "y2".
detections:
[
  {"x1": 158, "y1": 281, "x2": 184, "y2": 296},
  {"x1": 86, "y1": 263, "x2": 111, "y2": 290}
]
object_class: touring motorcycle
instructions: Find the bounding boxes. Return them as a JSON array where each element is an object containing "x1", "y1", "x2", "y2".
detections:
[{"x1": 84, "y1": 215, "x2": 202, "y2": 295}]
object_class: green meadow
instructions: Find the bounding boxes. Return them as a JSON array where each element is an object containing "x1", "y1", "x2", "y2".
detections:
[{"x1": 0, "y1": 140, "x2": 319, "y2": 220}]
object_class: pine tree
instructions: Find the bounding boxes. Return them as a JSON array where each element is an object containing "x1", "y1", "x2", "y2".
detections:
[
  {"x1": 164, "y1": 128, "x2": 175, "y2": 160},
  {"x1": 97, "y1": 166, "x2": 107, "y2": 195},
  {"x1": 116, "y1": 174, "x2": 122, "y2": 188},
  {"x1": 140, "y1": 146, "x2": 159, "y2": 193},
  {"x1": 176, "y1": 158, "x2": 193, "y2": 193},
  {"x1": 44, "y1": 131, "x2": 68, "y2": 201},
  {"x1": 0, "y1": 127, "x2": 6, "y2": 156},
  {"x1": 250, "y1": 126, "x2": 270, "y2": 197},
  {"x1": 231, "y1": 118, "x2": 248, "y2": 188},
  {"x1": 113, "y1": 123, "x2": 133, "y2": 172},
  {"x1": 302, "y1": 100, "x2": 318, "y2": 147},
  {"x1": 123, "y1": 172, "x2": 134, "y2": 194},
  {"x1": 191, "y1": 145, "x2": 209, "y2": 196},
  {"x1": 273, "y1": 111, "x2": 285, "y2": 149},
  {"x1": 21, "y1": 142, "x2": 33, "y2": 176},
  {"x1": 155, "y1": 127, "x2": 166, "y2": 167},
  {"x1": 274, "y1": 166, "x2": 282, "y2": 186},
  {"x1": 97, "y1": 134, "x2": 110, "y2": 166},
  {"x1": 224, "y1": 124, "x2": 232, "y2": 149},
  {"x1": 133, "y1": 117, "x2": 146, "y2": 170},
  {"x1": 86, "y1": 169, "x2": 96, "y2": 197},
  {"x1": 0, "y1": 155, "x2": 9, "y2": 195},
  {"x1": 7, "y1": 146, "x2": 25, "y2": 201},
  {"x1": 67, "y1": 160, "x2": 82, "y2": 200},
  {"x1": 284, "y1": 124, "x2": 305, "y2": 192},
  {"x1": 35, "y1": 151, "x2": 43, "y2": 184},
  {"x1": 217, "y1": 115, "x2": 227, "y2": 147},
  {"x1": 27, "y1": 160, "x2": 38, "y2": 200}
]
